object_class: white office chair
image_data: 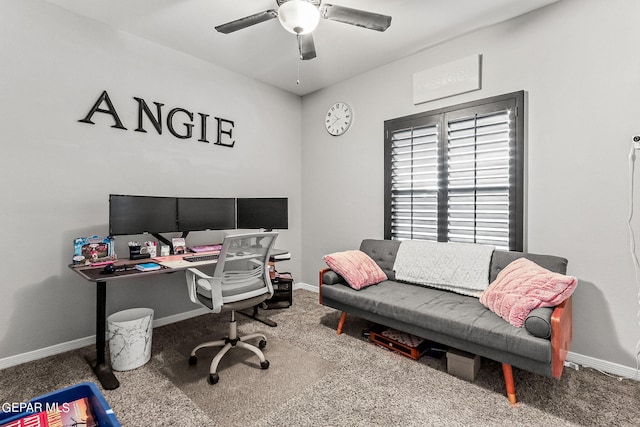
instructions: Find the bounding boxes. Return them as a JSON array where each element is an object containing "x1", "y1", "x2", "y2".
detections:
[{"x1": 185, "y1": 232, "x2": 278, "y2": 384}]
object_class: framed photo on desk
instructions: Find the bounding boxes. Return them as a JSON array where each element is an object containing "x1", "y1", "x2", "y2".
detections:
[{"x1": 73, "y1": 235, "x2": 114, "y2": 263}]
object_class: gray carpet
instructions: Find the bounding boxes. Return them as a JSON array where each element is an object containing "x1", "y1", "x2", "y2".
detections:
[{"x1": 1, "y1": 289, "x2": 638, "y2": 426}]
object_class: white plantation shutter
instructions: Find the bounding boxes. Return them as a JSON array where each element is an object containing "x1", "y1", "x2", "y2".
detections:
[
  {"x1": 390, "y1": 123, "x2": 439, "y2": 240},
  {"x1": 446, "y1": 110, "x2": 512, "y2": 249},
  {"x1": 384, "y1": 92, "x2": 524, "y2": 251}
]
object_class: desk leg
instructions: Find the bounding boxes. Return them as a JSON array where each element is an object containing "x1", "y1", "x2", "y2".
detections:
[
  {"x1": 237, "y1": 305, "x2": 277, "y2": 327},
  {"x1": 85, "y1": 280, "x2": 120, "y2": 390}
]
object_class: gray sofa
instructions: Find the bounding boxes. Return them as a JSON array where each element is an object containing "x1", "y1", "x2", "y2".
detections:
[{"x1": 319, "y1": 239, "x2": 573, "y2": 404}]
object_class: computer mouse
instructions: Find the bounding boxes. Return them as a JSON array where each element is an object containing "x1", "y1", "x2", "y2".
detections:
[
  {"x1": 236, "y1": 251, "x2": 244, "y2": 256},
  {"x1": 102, "y1": 264, "x2": 116, "y2": 274}
]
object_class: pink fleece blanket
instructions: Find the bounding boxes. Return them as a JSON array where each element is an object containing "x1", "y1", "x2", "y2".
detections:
[{"x1": 479, "y1": 257, "x2": 577, "y2": 328}]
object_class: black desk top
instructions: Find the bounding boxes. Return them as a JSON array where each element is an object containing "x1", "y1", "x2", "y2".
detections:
[
  {"x1": 70, "y1": 249, "x2": 289, "y2": 283},
  {"x1": 69, "y1": 260, "x2": 174, "y2": 282}
]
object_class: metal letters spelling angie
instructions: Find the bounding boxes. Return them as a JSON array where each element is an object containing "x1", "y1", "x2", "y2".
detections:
[{"x1": 79, "y1": 90, "x2": 235, "y2": 148}]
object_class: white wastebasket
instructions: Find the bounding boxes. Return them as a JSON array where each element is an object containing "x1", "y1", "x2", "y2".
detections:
[{"x1": 107, "y1": 308, "x2": 154, "y2": 371}]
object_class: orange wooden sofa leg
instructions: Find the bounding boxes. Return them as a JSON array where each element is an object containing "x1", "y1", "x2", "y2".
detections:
[
  {"x1": 502, "y1": 363, "x2": 517, "y2": 405},
  {"x1": 337, "y1": 312, "x2": 347, "y2": 335}
]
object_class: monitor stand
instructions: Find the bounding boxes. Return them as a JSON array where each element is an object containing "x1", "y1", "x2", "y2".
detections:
[
  {"x1": 152, "y1": 233, "x2": 174, "y2": 253},
  {"x1": 152, "y1": 231, "x2": 191, "y2": 254}
]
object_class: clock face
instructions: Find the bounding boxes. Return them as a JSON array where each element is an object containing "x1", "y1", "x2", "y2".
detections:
[{"x1": 325, "y1": 102, "x2": 353, "y2": 136}]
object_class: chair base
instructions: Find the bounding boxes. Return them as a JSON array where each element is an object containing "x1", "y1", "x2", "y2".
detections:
[{"x1": 189, "y1": 311, "x2": 270, "y2": 384}]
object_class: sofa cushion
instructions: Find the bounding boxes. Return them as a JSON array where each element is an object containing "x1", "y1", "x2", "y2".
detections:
[
  {"x1": 480, "y1": 258, "x2": 577, "y2": 327},
  {"x1": 321, "y1": 280, "x2": 551, "y2": 364},
  {"x1": 324, "y1": 250, "x2": 388, "y2": 290},
  {"x1": 359, "y1": 239, "x2": 401, "y2": 280},
  {"x1": 490, "y1": 251, "x2": 568, "y2": 282}
]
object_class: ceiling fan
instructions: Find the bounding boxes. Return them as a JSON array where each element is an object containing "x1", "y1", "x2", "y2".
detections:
[{"x1": 214, "y1": 0, "x2": 392, "y2": 61}]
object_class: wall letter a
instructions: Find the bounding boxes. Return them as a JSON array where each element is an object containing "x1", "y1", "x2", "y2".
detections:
[{"x1": 78, "y1": 90, "x2": 127, "y2": 130}]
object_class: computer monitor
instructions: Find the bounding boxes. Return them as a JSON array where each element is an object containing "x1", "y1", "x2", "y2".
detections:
[
  {"x1": 236, "y1": 197, "x2": 288, "y2": 230},
  {"x1": 109, "y1": 194, "x2": 179, "y2": 236},
  {"x1": 177, "y1": 197, "x2": 236, "y2": 232}
]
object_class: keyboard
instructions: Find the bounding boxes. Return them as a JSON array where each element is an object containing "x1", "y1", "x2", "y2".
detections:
[
  {"x1": 183, "y1": 254, "x2": 219, "y2": 263},
  {"x1": 189, "y1": 244, "x2": 222, "y2": 253}
]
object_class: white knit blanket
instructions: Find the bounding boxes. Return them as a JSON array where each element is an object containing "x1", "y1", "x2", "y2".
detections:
[{"x1": 393, "y1": 240, "x2": 495, "y2": 298}]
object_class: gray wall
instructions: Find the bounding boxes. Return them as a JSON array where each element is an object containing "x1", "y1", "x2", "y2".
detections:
[
  {"x1": 0, "y1": 1, "x2": 302, "y2": 360},
  {"x1": 301, "y1": 0, "x2": 640, "y2": 370}
]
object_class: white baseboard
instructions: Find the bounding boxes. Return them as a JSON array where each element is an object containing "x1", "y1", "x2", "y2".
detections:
[
  {"x1": 2, "y1": 288, "x2": 638, "y2": 383},
  {"x1": 0, "y1": 336, "x2": 97, "y2": 371},
  {"x1": 0, "y1": 307, "x2": 209, "y2": 370},
  {"x1": 567, "y1": 351, "x2": 639, "y2": 380},
  {"x1": 293, "y1": 282, "x2": 318, "y2": 293},
  {"x1": 153, "y1": 307, "x2": 209, "y2": 328}
]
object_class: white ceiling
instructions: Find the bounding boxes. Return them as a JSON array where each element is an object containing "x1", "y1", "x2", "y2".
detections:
[{"x1": 45, "y1": 0, "x2": 559, "y2": 96}]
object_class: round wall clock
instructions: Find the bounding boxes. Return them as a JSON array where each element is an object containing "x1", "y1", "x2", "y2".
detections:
[{"x1": 325, "y1": 102, "x2": 353, "y2": 136}]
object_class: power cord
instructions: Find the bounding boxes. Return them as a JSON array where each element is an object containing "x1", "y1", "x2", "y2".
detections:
[{"x1": 615, "y1": 138, "x2": 640, "y2": 381}]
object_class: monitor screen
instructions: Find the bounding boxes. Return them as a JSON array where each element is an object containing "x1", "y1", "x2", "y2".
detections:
[
  {"x1": 177, "y1": 197, "x2": 236, "y2": 231},
  {"x1": 109, "y1": 194, "x2": 178, "y2": 236},
  {"x1": 236, "y1": 198, "x2": 288, "y2": 230}
]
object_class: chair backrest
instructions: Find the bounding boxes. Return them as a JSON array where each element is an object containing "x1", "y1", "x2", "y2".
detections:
[
  {"x1": 185, "y1": 232, "x2": 278, "y2": 312},
  {"x1": 214, "y1": 232, "x2": 278, "y2": 303}
]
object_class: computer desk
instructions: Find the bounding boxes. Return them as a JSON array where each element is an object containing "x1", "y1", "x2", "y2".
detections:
[{"x1": 68, "y1": 249, "x2": 289, "y2": 390}]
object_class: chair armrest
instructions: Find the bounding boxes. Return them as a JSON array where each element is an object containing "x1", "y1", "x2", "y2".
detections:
[
  {"x1": 551, "y1": 297, "x2": 573, "y2": 379},
  {"x1": 187, "y1": 267, "x2": 214, "y2": 280},
  {"x1": 185, "y1": 268, "x2": 223, "y2": 313}
]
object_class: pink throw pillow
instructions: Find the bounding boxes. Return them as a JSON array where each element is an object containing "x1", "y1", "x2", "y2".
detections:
[
  {"x1": 323, "y1": 250, "x2": 388, "y2": 290},
  {"x1": 479, "y1": 257, "x2": 577, "y2": 328}
]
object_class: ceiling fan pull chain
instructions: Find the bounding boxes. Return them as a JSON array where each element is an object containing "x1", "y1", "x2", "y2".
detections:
[{"x1": 296, "y1": 35, "x2": 301, "y2": 85}]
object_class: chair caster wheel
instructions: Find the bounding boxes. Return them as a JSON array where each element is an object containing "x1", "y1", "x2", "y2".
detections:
[
  {"x1": 260, "y1": 360, "x2": 270, "y2": 370},
  {"x1": 188, "y1": 356, "x2": 197, "y2": 366},
  {"x1": 208, "y1": 373, "x2": 219, "y2": 385},
  {"x1": 259, "y1": 339, "x2": 267, "y2": 349}
]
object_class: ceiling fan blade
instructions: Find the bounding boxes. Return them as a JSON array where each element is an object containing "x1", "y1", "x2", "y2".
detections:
[
  {"x1": 320, "y1": 4, "x2": 391, "y2": 32},
  {"x1": 298, "y1": 34, "x2": 317, "y2": 60},
  {"x1": 215, "y1": 10, "x2": 278, "y2": 34}
]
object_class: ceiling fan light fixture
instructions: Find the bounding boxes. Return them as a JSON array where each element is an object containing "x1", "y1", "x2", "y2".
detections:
[{"x1": 278, "y1": 0, "x2": 320, "y2": 35}]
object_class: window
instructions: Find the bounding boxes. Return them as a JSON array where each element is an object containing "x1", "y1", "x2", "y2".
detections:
[{"x1": 384, "y1": 91, "x2": 524, "y2": 251}]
